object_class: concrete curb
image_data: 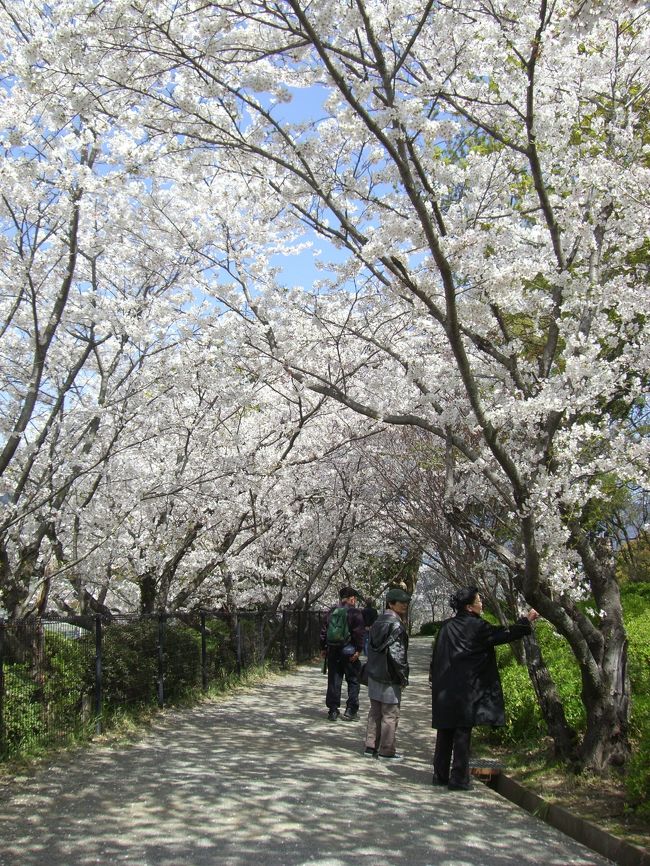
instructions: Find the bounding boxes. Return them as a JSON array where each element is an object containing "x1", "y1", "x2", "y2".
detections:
[{"x1": 492, "y1": 774, "x2": 650, "y2": 866}]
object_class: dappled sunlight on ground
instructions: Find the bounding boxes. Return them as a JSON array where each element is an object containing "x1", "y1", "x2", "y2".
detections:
[{"x1": 0, "y1": 640, "x2": 611, "y2": 866}]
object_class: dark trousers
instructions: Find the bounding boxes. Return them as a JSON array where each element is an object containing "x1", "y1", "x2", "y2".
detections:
[
  {"x1": 433, "y1": 726, "x2": 472, "y2": 786},
  {"x1": 326, "y1": 648, "x2": 361, "y2": 713}
]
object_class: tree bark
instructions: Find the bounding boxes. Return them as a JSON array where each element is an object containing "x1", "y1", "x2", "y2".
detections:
[
  {"x1": 522, "y1": 632, "x2": 580, "y2": 764},
  {"x1": 573, "y1": 535, "x2": 630, "y2": 770}
]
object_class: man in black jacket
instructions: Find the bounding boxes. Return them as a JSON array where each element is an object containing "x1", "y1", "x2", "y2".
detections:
[
  {"x1": 429, "y1": 586, "x2": 538, "y2": 790},
  {"x1": 320, "y1": 586, "x2": 365, "y2": 722},
  {"x1": 363, "y1": 587, "x2": 410, "y2": 761}
]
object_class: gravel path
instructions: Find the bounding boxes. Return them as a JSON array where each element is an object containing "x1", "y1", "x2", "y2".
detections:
[{"x1": 0, "y1": 638, "x2": 613, "y2": 866}]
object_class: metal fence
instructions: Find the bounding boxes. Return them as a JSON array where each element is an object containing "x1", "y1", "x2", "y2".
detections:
[{"x1": 0, "y1": 609, "x2": 323, "y2": 761}]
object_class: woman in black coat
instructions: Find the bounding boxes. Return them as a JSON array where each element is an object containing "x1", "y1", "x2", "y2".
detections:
[{"x1": 429, "y1": 586, "x2": 538, "y2": 790}]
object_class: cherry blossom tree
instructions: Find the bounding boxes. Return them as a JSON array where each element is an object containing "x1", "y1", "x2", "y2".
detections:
[
  {"x1": 68, "y1": 0, "x2": 646, "y2": 770},
  {"x1": 1, "y1": 0, "x2": 648, "y2": 770}
]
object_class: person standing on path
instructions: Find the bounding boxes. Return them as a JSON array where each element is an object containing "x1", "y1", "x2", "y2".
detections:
[
  {"x1": 320, "y1": 586, "x2": 365, "y2": 722},
  {"x1": 429, "y1": 585, "x2": 539, "y2": 790},
  {"x1": 363, "y1": 587, "x2": 411, "y2": 761}
]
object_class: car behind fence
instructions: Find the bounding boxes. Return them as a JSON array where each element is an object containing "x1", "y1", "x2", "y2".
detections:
[{"x1": 0, "y1": 609, "x2": 323, "y2": 761}]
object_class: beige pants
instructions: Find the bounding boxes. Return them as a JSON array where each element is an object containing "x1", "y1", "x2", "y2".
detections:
[{"x1": 365, "y1": 698, "x2": 400, "y2": 757}]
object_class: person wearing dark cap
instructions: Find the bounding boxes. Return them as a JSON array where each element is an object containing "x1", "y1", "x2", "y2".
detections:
[
  {"x1": 362, "y1": 587, "x2": 411, "y2": 761},
  {"x1": 429, "y1": 586, "x2": 539, "y2": 790},
  {"x1": 320, "y1": 586, "x2": 365, "y2": 721}
]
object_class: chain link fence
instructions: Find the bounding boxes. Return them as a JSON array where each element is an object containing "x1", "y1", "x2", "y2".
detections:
[{"x1": 0, "y1": 609, "x2": 323, "y2": 761}]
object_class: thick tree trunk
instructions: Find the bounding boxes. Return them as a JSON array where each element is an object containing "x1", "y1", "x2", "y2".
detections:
[
  {"x1": 0, "y1": 539, "x2": 46, "y2": 623},
  {"x1": 525, "y1": 599, "x2": 630, "y2": 772},
  {"x1": 580, "y1": 673, "x2": 630, "y2": 770},
  {"x1": 520, "y1": 517, "x2": 631, "y2": 773},
  {"x1": 574, "y1": 535, "x2": 631, "y2": 771},
  {"x1": 524, "y1": 596, "x2": 630, "y2": 772},
  {"x1": 522, "y1": 632, "x2": 580, "y2": 764},
  {"x1": 140, "y1": 572, "x2": 157, "y2": 615}
]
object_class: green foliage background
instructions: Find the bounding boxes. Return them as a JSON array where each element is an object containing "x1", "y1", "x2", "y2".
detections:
[
  {"x1": 0, "y1": 616, "x2": 252, "y2": 760},
  {"x1": 485, "y1": 583, "x2": 650, "y2": 815}
]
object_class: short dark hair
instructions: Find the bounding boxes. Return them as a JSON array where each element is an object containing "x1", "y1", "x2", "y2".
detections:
[
  {"x1": 339, "y1": 585, "x2": 357, "y2": 600},
  {"x1": 450, "y1": 586, "x2": 479, "y2": 612}
]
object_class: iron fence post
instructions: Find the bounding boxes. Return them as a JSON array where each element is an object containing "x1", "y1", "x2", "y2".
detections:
[
  {"x1": 235, "y1": 619, "x2": 242, "y2": 675},
  {"x1": 295, "y1": 610, "x2": 302, "y2": 663},
  {"x1": 258, "y1": 611, "x2": 264, "y2": 665},
  {"x1": 94, "y1": 615, "x2": 103, "y2": 734},
  {"x1": 281, "y1": 610, "x2": 288, "y2": 669},
  {"x1": 157, "y1": 613, "x2": 166, "y2": 708},
  {"x1": 201, "y1": 612, "x2": 207, "y2": 691}
]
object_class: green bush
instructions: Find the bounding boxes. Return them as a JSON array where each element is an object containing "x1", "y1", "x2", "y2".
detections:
[
  {"x1": 419, "y1": 621, "x2": 441, "y2": 638},
  {"x1": 626, "y1": 695, "x2": 650, "y2": 816},
  {"x1": 1, "y1": 630, "x2": 93, "y2": 758},
  {"x1": 43, "y1": 632, "x2": 91, "y2": 721},
  {"x1": 531, "y1": 622, "x2": 585, "y2": 731},
  {"x1": 96, "y1": 617, "x2": 238, "y2": 711},
  {"x1": 495, "y1": 657, "x2": 544, "y2": 743},
  {"x1": 97, "y1": 619, "x2": 159, "y2": 710},
  {"x1": 0, "y1": 663, "x2": 44, "y2": 755},
  {"x1": 160, "y1": 622, "x2": 203, "y2": 702},
  {"x1": 621, "y1": 582, "x2": 650, "y2": 813}
]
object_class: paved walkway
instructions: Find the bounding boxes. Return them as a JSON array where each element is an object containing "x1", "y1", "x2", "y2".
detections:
[{"x1": 0, "y1": 638, "x2": 613, "y2": 866}]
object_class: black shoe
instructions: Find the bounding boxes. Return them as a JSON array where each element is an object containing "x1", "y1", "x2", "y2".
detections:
[
  {"x1": 363, "y1": 747, "x2": 378, "y2": 758},
  {"x1": 431, "y1": 774, "x2": 449, "y2": 786},
  {"x1": 342, "y1": 710, "x2": 358, "y2": 721},
  {"x1": 327, "y1": 709, "x2": 339, "y2": 721},
  {"x1": 448, "y1": 781, "x2": 473, "y2": 791}
]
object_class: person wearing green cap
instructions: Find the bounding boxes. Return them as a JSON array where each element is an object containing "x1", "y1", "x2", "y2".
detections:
[{"x1": 362, "y1": 587, "x2": 411, "y2": 761}]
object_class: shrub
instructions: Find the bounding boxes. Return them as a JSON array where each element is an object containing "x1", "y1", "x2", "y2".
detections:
[
  {"x1": 96, "y1": 619, "x2": 159, "y2": 710},
  {"x1": 42, "y1": 631, "x2": 93, "y2": 737},
  {"x1": 494, "y1": 657, "x2": 545, "y2": 743},
  {"x1": 626, "y1": 695, "x2": 650, "y2": 816},
  {"x1": 621, "y1": 582, "x2": 650, "y2": 813},
  {"x1": 530, "y1": 621, "x2": 585, "y2": 731},
  {"x1": 419, "y1": 621, "x2": 441, "y2": 638},
  {"x1": 1, "y1": 630, "x2": 93, "y2": 758},
  {"x1": 0, "y1": 664, "x2": 44, "y2": 755}
]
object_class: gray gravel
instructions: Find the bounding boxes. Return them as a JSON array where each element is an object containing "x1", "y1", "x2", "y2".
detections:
[{"x1": 0, "y1": 638, "x2": 612, "y2": 866}]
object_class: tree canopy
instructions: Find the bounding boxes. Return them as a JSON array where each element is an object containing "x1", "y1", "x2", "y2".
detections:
[{"x1": 0, "y1": 0, "x2": 648, "y2": 769}]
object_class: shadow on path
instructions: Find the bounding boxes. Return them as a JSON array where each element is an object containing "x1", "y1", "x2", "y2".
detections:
[{"x1": 0, "y1": 639, "x2": 612, "y2": 866}]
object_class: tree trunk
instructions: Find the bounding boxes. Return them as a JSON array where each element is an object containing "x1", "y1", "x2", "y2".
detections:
[
  {"x1": 574, "y1": 534, "x2": 631, "y2": 770},
  {"x1": 140, "y1": 572, "x2": 157, "y2": 615},
  {"x1": 522, "y1": 632, "x2": 580, "y2": 764},
  {"x1": 580, "y1": 670, "x2": 630, "y2": 770},
  {"x1": 520, "y1": 518, "x2": 631, "y2": 773}
]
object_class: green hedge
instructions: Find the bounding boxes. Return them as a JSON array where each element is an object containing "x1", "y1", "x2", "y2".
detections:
[
  {"x1": 0, "y1": 617, "x2": 241, "y2": 760},
  {"x1": 622, "y1": 582, "x2": 650, "y2": 815},
  {"x1": 418, "y1": 621, "x2": 442, "y2": 638}
]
